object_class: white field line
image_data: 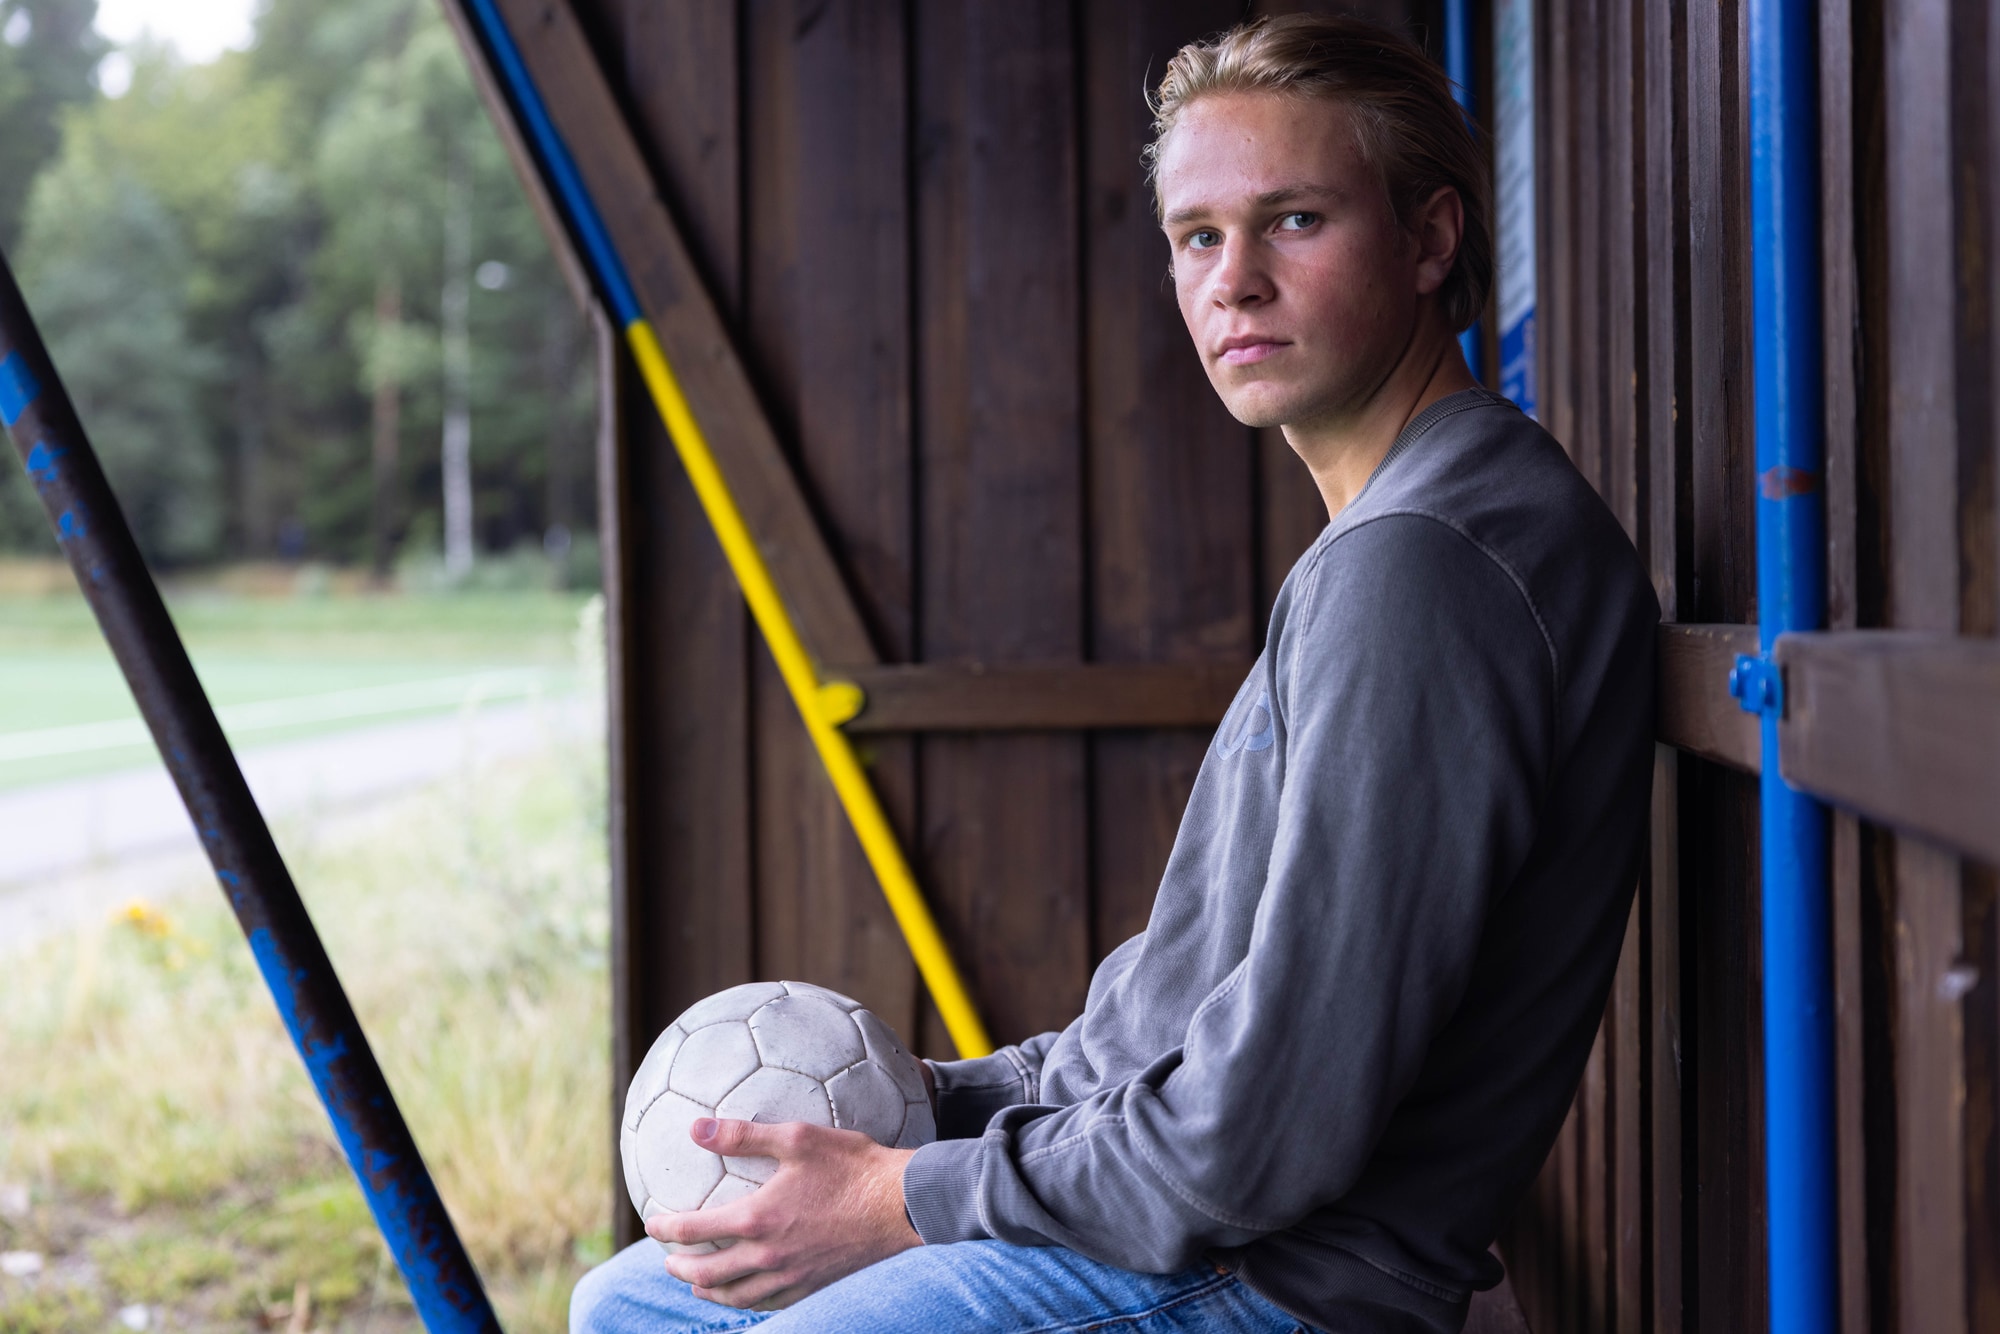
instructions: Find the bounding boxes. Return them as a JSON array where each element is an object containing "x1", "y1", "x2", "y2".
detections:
[{"x1": 0, "y1": 669, "x2": 559, "y2": 763}]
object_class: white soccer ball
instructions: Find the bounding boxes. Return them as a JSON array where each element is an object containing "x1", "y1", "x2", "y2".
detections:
[{"x1": 620, "y1": 980, "x2": 936, "y2": 1253}]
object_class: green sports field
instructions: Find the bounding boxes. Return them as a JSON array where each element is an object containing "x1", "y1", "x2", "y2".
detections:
[{"x1": 0, "y1": 563, "x2": 595, "y2": 790}]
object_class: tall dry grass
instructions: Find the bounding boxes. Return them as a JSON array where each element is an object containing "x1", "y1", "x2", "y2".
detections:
[{"x1": 0, "y1": 698, "x2": 612, "y2": 1331}]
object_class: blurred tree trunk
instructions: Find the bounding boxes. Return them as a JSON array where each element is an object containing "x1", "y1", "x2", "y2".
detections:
[
  {"x1": 234, "y1": 347, "x2": 270, "y2": 557},
  {"x1": 542, "y1": 300, "x2": 576, "y2": 551},
  {"x1": 369, "y1": 271, "x2": 402, "y2": 581},
  {"x1": 441, "y1": 140, "x2": 474, "y2": 580}
]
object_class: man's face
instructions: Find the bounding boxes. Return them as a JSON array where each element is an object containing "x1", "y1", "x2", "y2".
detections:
[{"x1": 1155, "y1": 93, "x2": 1423, "y2": 432}]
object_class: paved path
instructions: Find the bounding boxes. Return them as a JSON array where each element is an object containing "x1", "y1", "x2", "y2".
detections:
[{"x1": 0, "y1": 692, "x2": 598, "y2": 950}]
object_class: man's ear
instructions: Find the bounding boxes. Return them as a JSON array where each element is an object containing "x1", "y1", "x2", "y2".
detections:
[{"x1": 1410, "y1": 185, "x2": 1463, "y2": 298}]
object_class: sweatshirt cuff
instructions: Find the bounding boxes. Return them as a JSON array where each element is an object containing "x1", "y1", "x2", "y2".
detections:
[
  {"x1": 902, "y1": 1137, "x2": 990, "y2": 1245},
  {"x1": 925, "y1": 1051, "x2": 1034, "y2": 1140}
]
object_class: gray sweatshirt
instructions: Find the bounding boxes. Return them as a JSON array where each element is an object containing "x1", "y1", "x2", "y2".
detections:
[{"x1": 903, "y1": 390, "x2": 1659, "y2": 1333}]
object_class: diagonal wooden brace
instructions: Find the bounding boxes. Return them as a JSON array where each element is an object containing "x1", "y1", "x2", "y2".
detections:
[{"x1": 440, "y1": 0, "x2": 878, "y2": 669}]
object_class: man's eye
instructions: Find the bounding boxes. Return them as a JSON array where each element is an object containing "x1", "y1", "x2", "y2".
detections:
[
  {"x1": 1277, "y1": 211, "x2": 1318, "y2": 231},
  {"x1": 1186, "y1": 229, "x2": 1221, "y2": 251}
]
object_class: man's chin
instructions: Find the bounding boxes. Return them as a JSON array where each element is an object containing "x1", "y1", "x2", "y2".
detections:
[{"x1": 1218, "y1": 390, "x2": 1315, "y2": 431}]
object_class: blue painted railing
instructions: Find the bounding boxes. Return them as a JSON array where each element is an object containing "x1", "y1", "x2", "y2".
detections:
[
  {"x1": 1742, "y1": 0, "x2": 1836, "y2": 1328},
  {"x1": 0, "y1": 256, "x2": 502, "y2": 1333}
]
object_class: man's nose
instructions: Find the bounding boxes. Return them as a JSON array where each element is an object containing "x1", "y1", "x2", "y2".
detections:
[{"x1": 1211, "y1": 237, "x2": 1275, "y2": 308}]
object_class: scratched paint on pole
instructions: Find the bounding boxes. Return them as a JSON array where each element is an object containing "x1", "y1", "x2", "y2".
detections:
[
  {"x1": 0, "y1": 351, "x2": 40, "y2": 425},
  {"x1": 1494, "y1": 0, "x2": 1537, "y2": 419}
]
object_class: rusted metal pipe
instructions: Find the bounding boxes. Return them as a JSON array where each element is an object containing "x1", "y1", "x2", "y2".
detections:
[{"x1": 0, "y1": 251, "x2": 501, "y2": 1334}]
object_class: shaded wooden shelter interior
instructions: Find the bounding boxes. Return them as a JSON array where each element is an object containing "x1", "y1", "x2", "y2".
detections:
[{"x1": 444, "y1": 1, "x2": 2000, "y2": 1330}]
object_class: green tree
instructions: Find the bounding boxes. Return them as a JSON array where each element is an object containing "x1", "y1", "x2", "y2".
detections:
[
  {"x1": 0, "y1": 0, "x2": 105, "y2": 252},
  {"x1": 0, "y1": 0, "x2": 594, "y2": 570},
  {"x1": 286, "y1": 0, "x2": 590, "y2": 571},
  {"x1": 43, "y1": 43, "x2": 311, "y2": 553},
  {"x1": 7, "y1": 162, "x2": 221, "y2": 562}
]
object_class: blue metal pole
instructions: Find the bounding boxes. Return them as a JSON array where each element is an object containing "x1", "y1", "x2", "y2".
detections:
[
  {"x1": 1743, "y1": 0, "x2": 1836, "y2": 1328},
  {"x1": 0, "y1": 254, "x2": 502, "y2": 1333},
  {"x1": 1442, "y1": 0, "x2": 1482, "y2": 381}
]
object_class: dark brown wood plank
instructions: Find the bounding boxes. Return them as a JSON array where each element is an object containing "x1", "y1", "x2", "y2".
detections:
[
  {"x1": 1648, "y1": 747, "x2": 1686, "y2": 1334},
  {"x1": 1949, "y1": 6, "x2": 1998, "y2": 1314},
  {"x1": 1969, "y1": 0, "x2": 2000, "y2": 1314},
  {"x1": 1611, "y1": 895, "x2": 1644, "y2": 1334},
  {"x1": 1892, "y1": 834, "x2": 1969, "y2": 1334},
  {"x1": 615, "y1": 1, "x2": 740, "y2": 316},
  {"x1": 569, "y1": 0, "x2": 756, "y2": 1252},
  {"x1": 1602, "y1": 0, "x2": 1639, "y2": 546},
  {"x1": 1774, "y1": 633, "x2": 2000, "y2": 868},
  {"x1": 494, "y1": 0, "x2": 878, "y2": 667},
  {"x1": 1951, "y1": 0, "x2": 1996, "y2": 646},
  {"x1": 914, "y1": 0, "x2": 1090, "y2": 1054},
  {"x1": 1687, "y1": 758, "x2": 1764, "y2": 1334},
  {"x1": 742, "y1": 0, "x2": 921, "y2": 1037},
  {"x1": 1966, "y1": 859, "x2": 2000, "y2": 1334},
  {"x1": 1815, "y1": 4, "x2": 1871, "y2": 1323},
  {"x1": 1685, "y1": 0, "x2": 1755, "y2": 628},
  {"x1": 1831, "y1": 805, "x2": 1870, "y2": 1334},
  {"x1": 1819, "y1": 0, "x2": 1860, "y2": 635},
  {"x1": 1572, "y1": 0, "x2": 1606, "y2": 497},
  {"x1": 1847, "y1": 5, "x2": 1897, "y2": 1324},
  {"x1": 588, "y1": 303, "x2": 638, "y2": 1246},
  {"x1": 837, "y1": 662, "x2": 1246, "y2": 734},
  {"x1": 1640, "y1": 0, "x2": 1690, "y2": 627},
  {"x1": 1637, "y1": 3, "x2": 1690, "y2": 1322},
  {"x1": 1542, "y1": 0, "x2": 1574, "y2": 456},
  {"x1": 1081, "y1": 0, "x2": 1257, "y2": 963},
  {"x1": 1655, "y1": 623, "x2": 1759, "y2": 773},
  {"x1": 1885, "y1": 0, "x2": 1974, "y2": 1325},
  {"x1": 1679, "y1": 11, "x2": 1764, "y2": 1318}
]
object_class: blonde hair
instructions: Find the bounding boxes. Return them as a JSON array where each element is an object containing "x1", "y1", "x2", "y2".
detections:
[{"x1": 1146, "y1": 14, "x2": 1492, "y2": 333}]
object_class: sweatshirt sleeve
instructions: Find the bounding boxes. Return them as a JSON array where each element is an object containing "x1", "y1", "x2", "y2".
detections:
[
  {"x1": 923, "y1": 1031, "x2": 1063, "y2": 1140},
  {"x1": 901, "y1": 516, "x2": 1557, "y2": 1269}
]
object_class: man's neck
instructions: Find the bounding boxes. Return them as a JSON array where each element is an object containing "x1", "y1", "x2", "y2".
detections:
[{"x1": 1284, "y1": 323, "x2": 1478, "y2": 521}]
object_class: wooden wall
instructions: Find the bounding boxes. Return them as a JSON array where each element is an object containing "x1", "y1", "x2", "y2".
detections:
[
  {"x1": 505, "y1": 0, "x2": 2000, "y2": 1325},
  {"x1": 1499, "y1": 1, "x2": 2000, "y2": 1331}
]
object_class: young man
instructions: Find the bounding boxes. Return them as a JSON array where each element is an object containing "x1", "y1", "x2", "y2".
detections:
[{"x1": 573, "y1": 15, "x2": 1656, "y2": 1333}]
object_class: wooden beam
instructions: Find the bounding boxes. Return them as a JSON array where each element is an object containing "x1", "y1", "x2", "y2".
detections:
[
  {"x1": 833, "y1": 662, "x2": 1245, "y2": 733},
  {"x1": 1778, "y1": 631, "x2": 2000, "y2": 868},
  {"x1": 1656, "y1": 623, "x2": 1761, "y2": 773},
  {"x1": 472, "y1": 0, "x2": 880, "y2": 667},
  {"x1": 837, "y1": 628, "x2": 1779, "y2": 744}
]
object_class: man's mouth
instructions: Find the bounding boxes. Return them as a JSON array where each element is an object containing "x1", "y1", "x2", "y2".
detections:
[{"x1": 1216, "y1": 337, "x2": 1288, "y2": 366}]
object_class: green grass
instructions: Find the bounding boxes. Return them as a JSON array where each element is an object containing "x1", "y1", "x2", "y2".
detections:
[
  {"x1": 0, "y1": 565, "x2": 595, "y2": 788},
  {"x1": 0, "y1": 599, "x2": 614, "y2": 1333}
]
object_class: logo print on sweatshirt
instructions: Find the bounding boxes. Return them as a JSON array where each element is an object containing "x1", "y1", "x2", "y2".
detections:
[{"x1": 1215, "y1": 687, "x2": 1274, "y2": 758}]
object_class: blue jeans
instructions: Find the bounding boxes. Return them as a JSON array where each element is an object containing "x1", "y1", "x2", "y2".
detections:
[{"x1": 570, "y1": 1238, "x2": 1318, "y2": 1334}]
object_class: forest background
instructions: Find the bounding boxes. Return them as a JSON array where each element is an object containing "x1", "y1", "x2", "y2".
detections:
[{"x1": 0, "y1": 0, "x2": 597, "y2": 584}]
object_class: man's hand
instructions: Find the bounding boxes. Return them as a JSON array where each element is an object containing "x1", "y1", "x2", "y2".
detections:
[{"x1": 646, "y1": 1117, "x2": 922, "y2": 1311}]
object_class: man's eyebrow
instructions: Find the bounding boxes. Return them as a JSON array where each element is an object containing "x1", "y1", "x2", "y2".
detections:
[{"x1": 1161, "y1": 183, "x2": 1343, "y2": 229}]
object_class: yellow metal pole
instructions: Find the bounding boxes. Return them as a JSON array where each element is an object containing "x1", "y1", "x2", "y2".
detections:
[{"x1": 624, "y1": 321, "x2": 994, "y2": 1059}]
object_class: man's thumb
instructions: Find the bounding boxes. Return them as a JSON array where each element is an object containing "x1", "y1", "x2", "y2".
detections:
[{"x1": 691, "y1": 1116, "x2": 778, "y2": 1157}]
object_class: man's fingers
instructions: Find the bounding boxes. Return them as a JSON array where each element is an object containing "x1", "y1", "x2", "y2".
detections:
[
  {"x1": 645, "y1": 1199, "x2": 757, "y2": 1248},
  {"x1": 691, "y1": 1269, "x2": 800, "y2": 1312},
  {"x1": 667, "y1": 1243, "x2": 774, "y2": 1290}
]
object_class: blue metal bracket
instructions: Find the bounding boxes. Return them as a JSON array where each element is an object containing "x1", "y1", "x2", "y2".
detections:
[{"x1": 1729, "y1": 653, "x2": 1786, "y2": 717}]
